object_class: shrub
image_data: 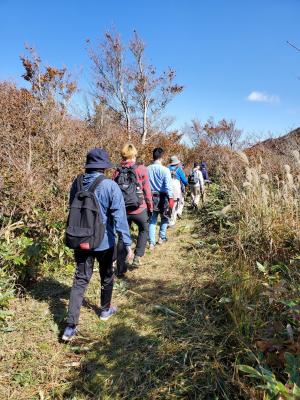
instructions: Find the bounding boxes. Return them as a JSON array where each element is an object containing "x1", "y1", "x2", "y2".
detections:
[{"x1": 0, "y1": 268, "x2": 15, "y2": 328}]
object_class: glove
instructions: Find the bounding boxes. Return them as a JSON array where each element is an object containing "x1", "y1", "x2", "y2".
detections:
[{"x1": 168, "y1": 198, "x2": 175, "y2": 209}]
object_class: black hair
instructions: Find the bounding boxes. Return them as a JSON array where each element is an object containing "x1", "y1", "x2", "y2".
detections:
[{"x1": 153, "y1": 147, "x2": 164, "y2": 161}]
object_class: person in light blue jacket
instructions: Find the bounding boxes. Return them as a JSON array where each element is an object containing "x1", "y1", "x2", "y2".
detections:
[
  {"x1": 62, "y1": 148, "x2": 133, "y2": 341},
  {"x1": 147, "y1": 148, "x2": 174, "y2": 249}
]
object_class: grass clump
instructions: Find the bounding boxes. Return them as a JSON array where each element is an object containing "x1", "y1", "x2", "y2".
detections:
[{"x1": 191, "y1": 152, "x2": 300, "y2": 399}]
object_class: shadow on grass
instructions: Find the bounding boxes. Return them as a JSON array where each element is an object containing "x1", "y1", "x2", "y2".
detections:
[
  {"x1": 28, "y1": 277, "x2": 99, "y2": 334},
  {"x1": 60, "y1": 274, "x2": 240, "y2": 400}
]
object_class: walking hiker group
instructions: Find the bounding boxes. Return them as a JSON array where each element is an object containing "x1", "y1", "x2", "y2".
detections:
[{"x1": 62, "y1": 145, "x2": 209, "y2": 341}]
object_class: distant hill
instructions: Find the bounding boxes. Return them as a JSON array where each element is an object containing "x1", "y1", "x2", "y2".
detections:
[
  {"x1": 249, "y1": 128, "x2": 300, "y2": 155},
  {"x1": 245, "y1": 127, "x2": 300, "y2": 173}
]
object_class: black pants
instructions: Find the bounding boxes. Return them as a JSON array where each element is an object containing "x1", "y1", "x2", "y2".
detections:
[
  {"x1": 117, "y1": 209, "x2": 149, "y2": 273},
  {"x1": 66, "y1": 247, "x2": 114, "y2": 326}
]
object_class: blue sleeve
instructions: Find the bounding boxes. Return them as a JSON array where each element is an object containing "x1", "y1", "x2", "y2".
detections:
[
  {"x1": 109, "y1": 182, "x2": 132, "y2": 246},
  {"x1": 164, "y1": 168, "x2": 173, "y2": 198},
  {"x1": 178, "y1": 168, "x2": 188, "y2": 186}
]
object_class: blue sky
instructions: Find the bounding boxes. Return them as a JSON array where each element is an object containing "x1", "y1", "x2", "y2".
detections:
[{"x1": 0, "y1": 0, "x2": 300, "y2": 139}]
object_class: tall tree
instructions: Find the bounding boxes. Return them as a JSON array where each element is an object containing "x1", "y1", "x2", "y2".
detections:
[
  {"x1": 89, "y1": 29, "x2": 183, "y2": 144},
  {"x1": 219, "y1": 119, "x2": 242, "y2": 150},
  {"x1": 129, "y1": 31, "x2": 183, "y2": 144},
  {"x1": 88, "y1": 31, "x2": 134, "y2": 139},
  {"x1": 186, "y1": 117, "x2": 242, "y2": 149}
]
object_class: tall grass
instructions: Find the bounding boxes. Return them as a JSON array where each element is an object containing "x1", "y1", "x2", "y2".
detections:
[{"x1": 202, "y1": 151, "x2": 300, "y2": 398}]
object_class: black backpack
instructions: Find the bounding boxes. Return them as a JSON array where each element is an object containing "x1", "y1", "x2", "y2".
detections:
[
  {"x1": 188, "y1": 170, "x2": 199, "y2": 185},
  {"x1": 65, "y1": 174, "x2": 106, "y2": 250},
  {"x1": 115, "y1": 165, "x2": 143, "y2": 211}
]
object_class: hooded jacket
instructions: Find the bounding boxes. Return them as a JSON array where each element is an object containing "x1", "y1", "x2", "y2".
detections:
[
  {"x1": 69, "y1": 172, "x2": 132, "y2": 251},
  {"x1": 201, "y1": 163, "x2": 209, "y2": 181}
]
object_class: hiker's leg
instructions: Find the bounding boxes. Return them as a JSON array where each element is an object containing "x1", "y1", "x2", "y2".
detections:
[
  {"x1": 116, "y1": 231, "x2": 127, "y2": 275},
  {"x1": 97, "y1": 247, "x2": 115, "y2": 311},
  {"x1": 177, "y1": 194, "x2": 184, "y2": 217},
  {"x1": 149, "y1": 211, "x2": 158, "y2": 245},
  {"x1": 195, "y1": 187, "x2": 201, "y2": 206},
  {"x1": 159, "y1": 213, "x2": 169, "y2": 240},
  {"x1": 131, "y1": 209, "x2": 149, "y2": 257},
  {"x1": 201, "y1": 187, "x2": 206, "y2": 204},
  {"x1": 66, "y1": 251, "x2": 94, "y2": 326},
  {"x1": 190, "y1": 186, "x2": 196, "y2": 206},
  {"x1": 169, "y1": 199, "x2": 179, "y2": 226}
]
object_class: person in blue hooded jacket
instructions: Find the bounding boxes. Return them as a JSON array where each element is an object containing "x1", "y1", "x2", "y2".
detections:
[
  {"x1": 168, "y1": 156, "x2": 188, "y2": 226},
  {"x1": 62, "y1": 148, "x2": 133, "y2": 341}
]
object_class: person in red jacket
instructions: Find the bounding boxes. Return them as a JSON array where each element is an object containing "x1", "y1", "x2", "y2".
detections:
[{"x1": 114, "y1": 143, "x2": 153, "y2": 273}]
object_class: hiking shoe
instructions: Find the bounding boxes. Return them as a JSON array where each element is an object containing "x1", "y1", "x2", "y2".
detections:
[
  {"x1": 157, "y1": 237, "x2": 167, "y2": 245},
  {"x1": 62, "y1": 325, "x2": 77, "y2": 342},
  {"x1": 149, "y1": 243, "x2": 155, "y2": 251},
  {"x1": 131, "y1": 256, "x2": 141, "y2": 269},
  {"x1": 99, "y1": 306, "x2": 117, "y2": 321}
]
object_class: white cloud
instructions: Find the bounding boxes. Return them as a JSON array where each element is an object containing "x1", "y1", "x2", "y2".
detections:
[{"x1": 246, "y1": 91, "x2": 280, "y2": 104}]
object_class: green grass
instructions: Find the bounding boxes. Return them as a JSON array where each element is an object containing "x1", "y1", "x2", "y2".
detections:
[{"x1": 0, "y1": 194, "x2": 258, "y2": 400}]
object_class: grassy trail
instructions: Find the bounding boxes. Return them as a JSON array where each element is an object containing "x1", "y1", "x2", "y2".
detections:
[{"x1": 1, "y1": 212, "x2": 222, "y2": 400}]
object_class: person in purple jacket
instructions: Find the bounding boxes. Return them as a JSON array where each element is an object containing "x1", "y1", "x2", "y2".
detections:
[{"x1": 200, "y1": 162, "x2": 210, "y2": 182}]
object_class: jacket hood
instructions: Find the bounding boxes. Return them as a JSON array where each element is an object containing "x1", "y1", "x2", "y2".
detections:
[{"x1": 82, "y1": 171, "x2": 103, "y2": 189}]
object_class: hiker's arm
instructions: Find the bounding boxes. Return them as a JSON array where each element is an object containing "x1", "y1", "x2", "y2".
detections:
[
  {"x1": 141, "y1": 167, "x2": 153, "y2": 212},
  {"x1": 110, "y1": 183, "x2": 132, "y2": 247},
  {"x1": 165, "y1": 169, "x2": 174, "y2": 198},
  {"x1": 179, "y1": 168, "x2": 188, "y2": 186}
]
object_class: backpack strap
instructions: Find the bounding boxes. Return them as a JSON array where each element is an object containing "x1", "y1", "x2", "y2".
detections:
[
  {"x1": 76, "y1": 174, "x2": 84, "y2": 193},
  {"x1": 89, "y1": 174, "x2": 107, "y2": 193}
]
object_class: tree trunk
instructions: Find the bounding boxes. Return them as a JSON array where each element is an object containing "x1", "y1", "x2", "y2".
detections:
[
  {"x1": 141, "y1": 102, "x2": 147, "y2": 145},
  {"x1": 126, "y1": 112, "x2": 131, "y2": 140}
]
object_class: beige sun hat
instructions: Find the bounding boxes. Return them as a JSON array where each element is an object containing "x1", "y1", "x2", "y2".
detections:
[{"x1": 169, "y1": 155, "x2": 181, "y2": 166}]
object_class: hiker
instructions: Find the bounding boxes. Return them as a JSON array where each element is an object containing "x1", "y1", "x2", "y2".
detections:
[
  {"x1": 147, "y1": 147, "x2": 174, "y2": 249},
  {"x1": 114, "y1": 144, "x2": 153, "y2": 273},
  {"x1": 188, "y1": 162, "x2": 205, "y2": 208},
  {"x1": 200, "y1": 161, "x2": 210, "y2": 182},
  {"x1": 62, "y1": 148, "x2": 133, "y2": 341},
  {"x1": 168, "y1": 156, "x2": 188, "y2": 226}
]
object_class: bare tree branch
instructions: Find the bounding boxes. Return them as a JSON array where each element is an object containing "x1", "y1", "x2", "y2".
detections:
[{"x1": 287, "y1": 40, "x2": 300, "y2": 52}]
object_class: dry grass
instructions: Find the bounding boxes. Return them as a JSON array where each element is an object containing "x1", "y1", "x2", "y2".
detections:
[
  {"x1": 1, "y1": 213, "x2": 231, "y2": 400},
  {"x1": 3, "y1": 172, "x2": 297, "y2": 399}
]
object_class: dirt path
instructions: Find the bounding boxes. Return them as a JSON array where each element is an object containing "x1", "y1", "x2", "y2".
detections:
[{"x1": 1, "y1": 214, "x2": 211, "y2": 400}]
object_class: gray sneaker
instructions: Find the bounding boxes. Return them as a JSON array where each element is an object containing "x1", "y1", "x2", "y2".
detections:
[
  {"x1": 131, "y1": 256, "x2": 141, "y2": 268},
  {"x1": 99, "y1": 306, "x2": 117, "y2": 321},
  {"x1": 62, "y1": 325, "x2": 77, "y2": 341}
]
